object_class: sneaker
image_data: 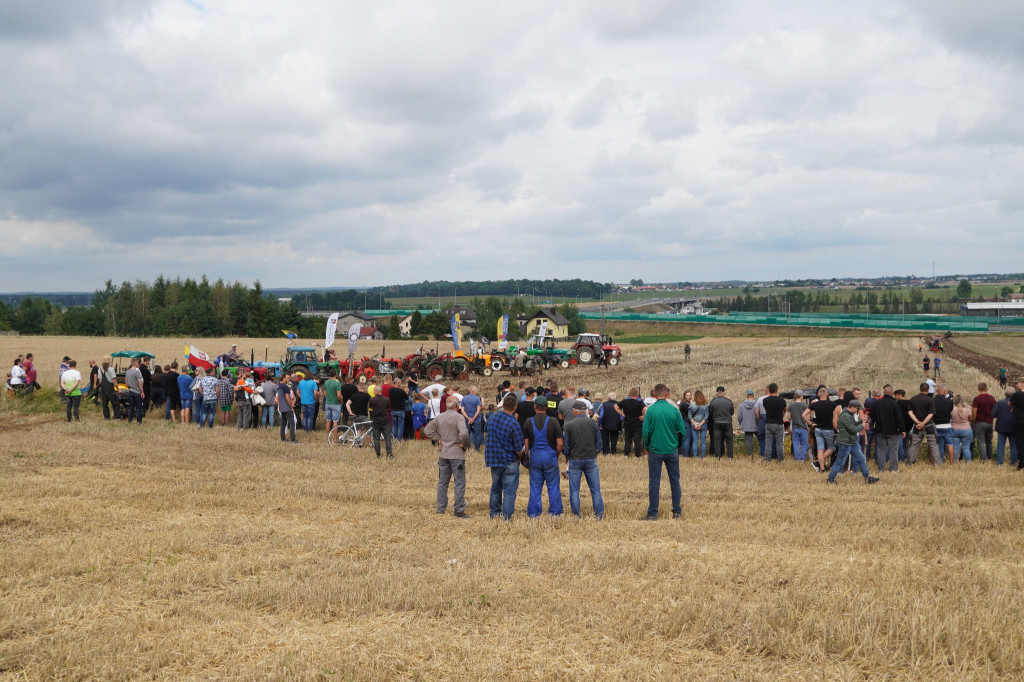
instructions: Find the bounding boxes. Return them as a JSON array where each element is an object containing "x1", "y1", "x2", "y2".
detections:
[
  {"x1": 811, "y1": 461, "x2": 820, "y2": 473},
  {"x1": 454, "y1": 511, "x2": 471, "y2": 519},
  {"x1": 866, "y1": 476, "x2": 880, "y2": 484},
  {"x1": 561, "y1": 469, "x2": 569, "y2": 479},
  {"x1": 825, "y1": 478, "x2": 838, "y2": 485},
  {"x1": 642, "y1": 513, "x2": 658, "y2": 521},
  {"x1": 672, "y1": 512, "x2": 683, "y2": 519}
]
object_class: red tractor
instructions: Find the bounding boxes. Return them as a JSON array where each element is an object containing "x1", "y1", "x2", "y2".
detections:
[{"x1": 571, "y1": 333, "x2": 622, "y2": 365}]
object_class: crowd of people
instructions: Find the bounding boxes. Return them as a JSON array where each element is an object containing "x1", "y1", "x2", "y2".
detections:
[{"x1": 9, "y1": 346, "x2": 1024, "y2": 520}]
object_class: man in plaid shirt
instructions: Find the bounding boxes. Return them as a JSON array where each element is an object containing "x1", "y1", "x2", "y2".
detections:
[{"x1": 484, "y1": 394, "x2": 526, "y2": 519}]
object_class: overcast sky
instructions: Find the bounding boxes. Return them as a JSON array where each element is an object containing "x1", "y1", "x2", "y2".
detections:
[{"x1": 1, "y1": 0, "x2": 1022, "y2": 291}]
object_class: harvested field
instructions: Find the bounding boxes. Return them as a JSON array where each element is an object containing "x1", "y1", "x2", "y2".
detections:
[
  {"x1": 948, "y1": 337, "x2": 1024, "y2": 383},
  {"x1": 2, "y1": 335, "x2": 1023, "y2": 679}
]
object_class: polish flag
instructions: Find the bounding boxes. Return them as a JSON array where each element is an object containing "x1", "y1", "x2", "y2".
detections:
[{"x1": 185, "y1": 343, "x2": 215, "y2": 370}]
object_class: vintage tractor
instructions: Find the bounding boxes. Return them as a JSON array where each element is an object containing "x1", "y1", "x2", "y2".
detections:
[
  {"x1": 506, "y1": 335, "x2": 574, "y2": 369},
  {"x1": 572, "y1": 333, "x2": 622, "y2": 365},
  {"x1": 283, "y1": 346, "x2": 340, "y2": 381}
]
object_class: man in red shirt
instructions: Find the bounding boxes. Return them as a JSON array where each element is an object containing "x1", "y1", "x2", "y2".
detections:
[
  {"x1": 971, "y1": 382, "x2": 996, "y2": 461},
  {"x1": 379, "y1": 373, "x2": 394, "y2": 399},
  {"x1": 24, "y1": 353, "x2": 39, "y2": 391}
]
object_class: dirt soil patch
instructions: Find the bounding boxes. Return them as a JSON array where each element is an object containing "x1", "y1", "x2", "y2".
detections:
[{"x1": 946, "y1": 338, "x2": 1024, "y2": 383}]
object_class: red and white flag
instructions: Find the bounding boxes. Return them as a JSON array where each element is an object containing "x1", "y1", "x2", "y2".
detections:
[{"x1": 185, "y1": 343, "x2": 215, "y2": 370}]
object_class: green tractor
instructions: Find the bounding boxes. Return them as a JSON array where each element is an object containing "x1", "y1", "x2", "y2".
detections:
[
  {"x1": 282, "y1": 345, "x2": 340, "y2": 381},
  {"x1": 505, "y1": 335, "x2": 574, "y2": 370}
]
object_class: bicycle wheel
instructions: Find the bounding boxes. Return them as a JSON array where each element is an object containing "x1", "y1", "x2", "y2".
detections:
[{"x1": 327, "y1": 425, "x2": 339, "y2": 447}]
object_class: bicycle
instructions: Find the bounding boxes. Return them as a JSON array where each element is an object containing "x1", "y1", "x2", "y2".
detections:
[{"x1": 328, "y1": 418, "x2": 372, "y2": 448}]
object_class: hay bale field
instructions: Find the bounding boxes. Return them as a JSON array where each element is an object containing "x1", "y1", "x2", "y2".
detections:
[{"x1": 2, "y1": 335, "x2": 1023, "y2": 679}]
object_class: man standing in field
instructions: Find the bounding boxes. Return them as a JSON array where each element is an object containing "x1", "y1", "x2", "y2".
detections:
[
  {"x1": 277, "y1": 372, "x2": 297, "y2": 442},
  {"x1": 619, "y1": 387, "x2": 646, "y2": 457},
  {"x1": 1011, "y1": 381, "x2": 1024, "y2": 471},
  {"x1": 738, "y1": 389, "x2": 759, "y2": 456},
  {"x1": 140, "y1": 356, "x2": 153, "y2": 413},
  {"x1": 523, "y1": 395, "x2": 564, "y2": 517},
  {"x1": 177, "y1": 367, "x2": 194, "y2": 424},
  {"x1": 827, "y1": 400, "x2": 879, "y2": 485},
  {"x1": 643, "y1": 384, "x2": 686, "y2": 520},
  {"x1": 323, "y1": 369, "x2": 343, "y2": 441},
  {"x1": 971, "y1": 382, "x2": 996, "y2": 461},
  {"x1": 992, "y1": 388, "x2": 1017, "y2": 466},
  {"x1": 162, "y1": 362, "x2": 181, "y2": 422},
  {"x1": 788, "y1": 391, "x2": 809, "y2": 461},
  {"x1": 124, "y1": 358, "x2": 145, "y2": 424},
  {"x1": 216, "y1": 369, "x2": 234, "y2": 426},
  {"x1": 234, "y1": 369, "x2": 254, "y2": 429},
  {"x1": 907, "y1": 383, "x2": 939, "y2": 465},
  {"x1": 485, "y1": 394, "x2": 526, "y2": 520},
  {"x1": 369, "y1": 389, "x2": 394, "y2": 459},
  {"x1": 461, "y1": 385, "x2": 483, "y2": 451},
  {"x1": 424, "y1": 395, "x2": 471, "y2": 518},
  {"x1": 932, "y1": 384, "x2": 954, "y2": 464},
  {"x1": 297, "y1": 372, "x2": 318, "y2": 432},
  {"x1": 808, "y1": 387, "x2": 839, "y2": 473},
  {"x1": 872, "y1": 385, "x2": 905, "y2": 472},
  {"x1": 761, "y1": 383, "x2": 787, "y2": 463},
  {"x1": 563, "y1": 401, "x2": 604, "y2": 519},
  {"x1": 708, "y1": 386, "x2": 734, "y2": 458},
  {"x1": 99, "y1": 357, "x2": 120, "y2": 420}
]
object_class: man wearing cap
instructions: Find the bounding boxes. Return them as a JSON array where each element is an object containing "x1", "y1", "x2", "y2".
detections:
[
  {"x1": 226, "y1": 344, "x2": 240, "y2": 362},
  {"x1": 708, "y1": 386, "x2": 734, "y2": 458},
  {"x1": 828, "y1": 400, "x2": 880, "y2": 485},
  {"x1": 98, "y1": 357, "x2": 120, "y2": 420},
  {"x1": 643, "y1": 384, "x2": 687, "y2": 519},
  {"x1": 485, "y1": 394, "x2": 526, "y2": 519},
  {"x1": 562, "y1": 400, "x2": 604, "y2": 519},
  {"x1": 523, "y1": 394, "x2": 564, "y2": 517}
]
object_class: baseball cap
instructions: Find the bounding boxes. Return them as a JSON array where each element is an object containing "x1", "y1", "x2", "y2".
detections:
[
  {"x1": 746, "y1": 389, "x2": 754, "y2": 395},
  {"x1": 573, "y1": 400, "x2": 588, "y2": 410},
  {"x1": 716, "y1": 386, "x2": 725, "y2": 393},
  {"x1": 533, "y1": 395, "x2": 548, "y2": 406}
]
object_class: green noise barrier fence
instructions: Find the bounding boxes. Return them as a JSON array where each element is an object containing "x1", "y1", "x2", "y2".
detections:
[{"x1": 580, "y1": 311, "x2": 990, "y2": 332}]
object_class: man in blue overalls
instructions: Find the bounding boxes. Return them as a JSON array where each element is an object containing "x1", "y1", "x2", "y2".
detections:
[{"x1": 524, "y1": 395, "x2": 564, "y2": 517}]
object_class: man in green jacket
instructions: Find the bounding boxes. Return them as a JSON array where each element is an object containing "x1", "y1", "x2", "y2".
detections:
[
  {"x1": 828, "y1": 400, "x2": 880, "y2": 485},
  {"x1": 643, "y1": 383, "x2": 687, "y2": 519}
]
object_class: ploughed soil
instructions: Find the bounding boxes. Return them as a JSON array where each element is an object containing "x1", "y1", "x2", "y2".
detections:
[{"x1": 946, "y1": 338, "x2": 1024, "y2": 384}]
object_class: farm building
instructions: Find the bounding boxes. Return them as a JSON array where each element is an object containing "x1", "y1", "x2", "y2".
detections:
[
  {"x1": 960, "y1": 302, "x2": 1024, "y2": 317},
  {"x1": 357, "y1": 326, "x2": 385, "y2": 340},
  {"x1": 336, "y1": 311, "x2": 376, "y2": 329},
  {"x1": 520, "y1": 308, "x2": 570, "y2": 340}
]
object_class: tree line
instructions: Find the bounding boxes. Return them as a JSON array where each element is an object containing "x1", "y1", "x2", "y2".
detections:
[
  {"x1": 710, "y1": 284, "x2": 997, "y2": 315},
  {"x1": 381, "y1": 279, "x2": 610, "y2": 300},
  {"x1": 0, "y1": 277, "x2": 319, "y2": 338}
]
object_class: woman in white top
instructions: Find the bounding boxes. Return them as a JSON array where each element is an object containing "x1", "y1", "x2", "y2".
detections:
[{"x1": 9, "y1": 358, "x2": 26, "y2": 387}]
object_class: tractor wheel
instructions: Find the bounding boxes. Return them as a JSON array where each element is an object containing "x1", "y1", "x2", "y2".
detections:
[
  {"x1": 576, "y1": 347, "x2": 594, "y2": 364},
  {"x1": 288, "y1": 364, "x2": 313, "y2": 380},
  {"x1": 490, "y1": 358, "x2": 504, "y2": 371},
  {"x1": 357, "y1": 372, "x2": 368, "y2": 384},
  {"x1": 482, "y1": 367, "x2": 493, "y2": 377},
  {"x1": 360, "y1": 360, "x2": 379, "y2": 379},
  {"x1": 559, "y1": 359, "x2": 570, "y2": 369},
  {"x1": 458, "y1": 372, "x2": 469, "y2": 381},
  {"x1": 608, "y1": 356, "x2": 619, "y2": 366},
  {"x1": 426, "y1": 363, "x2": 445, "y2": 381}
]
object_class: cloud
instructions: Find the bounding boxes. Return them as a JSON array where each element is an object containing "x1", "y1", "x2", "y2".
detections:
[{"x1": 0, "y1": 0, "x2": 1022, "y2": 291}]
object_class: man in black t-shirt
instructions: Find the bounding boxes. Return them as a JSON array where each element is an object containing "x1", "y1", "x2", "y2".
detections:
[
  {"x1": 619, "y1": 387, "x2": 646, "y2": 457},
  {"x1": 761, "y1": 383, "x2": 787, "y2": 462},
  {"x1": 808, "y1": 387, "x2": 839, "y2": 472},
  {"x1": 347, "y1": 384, "x2": 371, "y2": 422},
  {"x1": 339, "y1": 381, "x2": 358, "y2": 426},
  {"x1": 388, "y1": 384, "x2": 408, "y2": 440},
  {"x1": 162, "y1": 363, "x2": 181, "y2": 422},
  {"x1": 516, "y1": 388, "x2": 537, "y2": 427}
]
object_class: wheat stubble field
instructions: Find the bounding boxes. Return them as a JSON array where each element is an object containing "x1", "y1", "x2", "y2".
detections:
[{"x1": 2, "y1": 336, "x2": 1023, "y2": 680}]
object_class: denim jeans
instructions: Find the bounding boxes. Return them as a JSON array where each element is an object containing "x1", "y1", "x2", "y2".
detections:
[
  {"x1": 647, "y1": 452, "x2": 681, "y2": 516},
  {"x1": 392, "y1": 410, "x2": 406, "y2": 440},
  {"x1": 467, "y1": 416, "x2": 483, "y2": 451},
  {"x1": 952, "y1": 429, "x2": 974, "y2": 461},
  {"x1": 691, "y1": 426, "x2": 707, "y2": 458},
  {"x1": 193, "y1": 394, "x2": 203, "y2": 424},
  {"x1": 829, "y1": 443, "x2": 870, "y2": 481},
  {"x1": 164, "y1": 397, "x2": 172, "y2": 420},
  {"x1": 301, "y1": 404, "x2": 316, "y2": 431},
  {"x1": 568, "y1": 458, "x2": 604, "y2": 518},
  {"x1": 527, "y1": 451, "x2": 563, "y2": 517},
  {"x1": 127, "y1": 392, "x2": 144, "y2": 423},
  {"x1": 201, "y1": 400, "x2": 216, "y2": 428},
  {"x1": 489, "y1": 462, "x2": 520, "y2": 519},
  {"x1": 996, "y1": 432, "x2": 1018, "y2": 465},
  {"x1": 262, "y1": 405, "x2": 276, "y2": 428},
  {"x1": 679, "y1": 427, "x2": 694, "y2": 457},
  {"x1": 791, "y1": 428, "x2": 809, "y2": 460}
]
